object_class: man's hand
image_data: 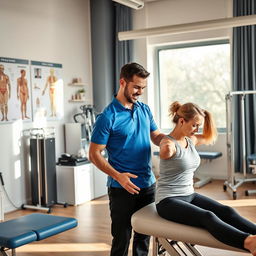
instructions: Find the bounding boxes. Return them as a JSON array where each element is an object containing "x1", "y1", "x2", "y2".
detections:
[{"x1": 116, "y1": 172, "x2": 140, "y2": 194}]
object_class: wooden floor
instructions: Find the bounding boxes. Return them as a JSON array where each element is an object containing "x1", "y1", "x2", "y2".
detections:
[{"x1": 4, "y1": 180, "x2": 256, "y2": 256}]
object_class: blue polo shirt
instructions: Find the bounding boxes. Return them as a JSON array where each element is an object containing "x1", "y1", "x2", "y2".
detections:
[{"x1": 91, "y1": 97, "x2": 158, "y2": 188}]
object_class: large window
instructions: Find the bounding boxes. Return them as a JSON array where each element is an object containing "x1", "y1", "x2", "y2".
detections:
[{"x1": 158, "y1": 40, "x2": 230, "y2": 130}]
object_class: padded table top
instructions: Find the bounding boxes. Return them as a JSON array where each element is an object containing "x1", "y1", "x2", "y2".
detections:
[
  {"x1": 247, "y1": 153, "x2": 256, "y2": 161},
  {"x1": 0, "y1": 213, "x2": 77, "y2": 249},
  {"x1": 131, "y1": 203, "x2": 245, "y2": 253},
  {"x1": 197, "y1": 151, "x2": 222, "y2": 159}
]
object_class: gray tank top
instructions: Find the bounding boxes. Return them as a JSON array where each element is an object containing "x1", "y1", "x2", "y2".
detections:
[{"x1": 155, "y1": 135, "x2": 200, "y2": 204}]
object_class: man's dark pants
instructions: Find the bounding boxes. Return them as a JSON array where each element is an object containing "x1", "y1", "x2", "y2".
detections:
[{"x1": 108, "y1": 183, "x2": 155, "y2": 256}]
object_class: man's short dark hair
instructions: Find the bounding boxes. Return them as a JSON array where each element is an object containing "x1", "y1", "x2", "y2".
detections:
[{"x1": 120, "y1": 62, "x2": 150, "y2": 82}]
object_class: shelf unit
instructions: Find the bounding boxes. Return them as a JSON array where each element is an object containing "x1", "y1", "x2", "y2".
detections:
[
  {"x1": 68, "y1": 99, "x2": 84, "y2": 103},
  {"x1": 68, "y1": 83, "x2": 86, "y2": 87},
  {"x1": 68, "y1": 82, "x2": 86, "y2": 102}
]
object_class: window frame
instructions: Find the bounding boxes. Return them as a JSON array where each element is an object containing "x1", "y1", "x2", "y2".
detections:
[{"x1": 156, "y1": 39, "x2": 230, "y2": 133}]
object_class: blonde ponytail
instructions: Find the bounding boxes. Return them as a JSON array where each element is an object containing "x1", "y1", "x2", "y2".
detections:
[{"x1": 203, "y1": 110, "x2": 218, "y2": 144}]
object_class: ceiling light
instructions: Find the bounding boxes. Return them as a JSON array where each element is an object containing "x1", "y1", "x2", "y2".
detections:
[
  {"x1": 112, "y1": 0, "x2": 144, "y2": 10},
  {"x1": 118, "y1": 14, "x2": 256, "y2": 41}
]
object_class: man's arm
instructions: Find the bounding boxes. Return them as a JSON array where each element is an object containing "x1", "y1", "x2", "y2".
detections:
[
  {"x1": 89, "y1": 142, "x2": 140, "y2": 194},
  {"x1": 150, "y1": 129, "x2": 165, "y2": 146}
]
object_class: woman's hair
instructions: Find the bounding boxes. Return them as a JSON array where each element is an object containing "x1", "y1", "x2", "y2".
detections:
[{"x1": 169, "y1": 101, "x2": 217, "y2": 144}]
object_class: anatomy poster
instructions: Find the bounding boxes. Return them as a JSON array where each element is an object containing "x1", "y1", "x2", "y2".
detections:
[
  {"x1": 30, "y1": 61, "x2": 63, "y2": 121},
  {"x1": 0, "y1": 57, "x2": 32, "y2": 123}
]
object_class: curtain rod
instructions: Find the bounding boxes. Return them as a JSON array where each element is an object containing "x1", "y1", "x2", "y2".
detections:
[{"x1": 118, "y1": 14, "x2": 256, "y2": 41}]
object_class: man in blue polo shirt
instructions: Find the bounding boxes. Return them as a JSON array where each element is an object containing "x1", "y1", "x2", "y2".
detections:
[{"x1": 89, "y1": 62, "x2": 164, "y2": 256}]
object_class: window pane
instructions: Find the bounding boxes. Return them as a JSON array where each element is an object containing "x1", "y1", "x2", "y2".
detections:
[{"x1": 158, "y1": 42, "x2": 230, "y2": 129}]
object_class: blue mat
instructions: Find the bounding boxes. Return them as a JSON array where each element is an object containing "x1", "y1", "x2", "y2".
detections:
[{"x1": 0, "y1": 213, "x2": 77, "y2": 250}]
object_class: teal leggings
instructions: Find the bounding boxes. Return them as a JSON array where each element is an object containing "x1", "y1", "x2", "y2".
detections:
[{"x1": 156, "y1": 193, "x2": 256, "y2": 250}]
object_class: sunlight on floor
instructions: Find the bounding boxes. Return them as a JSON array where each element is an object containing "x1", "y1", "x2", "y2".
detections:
[
  {"x1": 218, "y1": 199, "x2": 256, "y2": 207},
  {"x1": 90, "y1": 200, "x2": 109, "y2": 205},
  {"x1": 89, "y1": 198, "x2": 256, "y2": 207},
  {"x1": 17, "y1": 243, "x2": 111, "y2": 252}
]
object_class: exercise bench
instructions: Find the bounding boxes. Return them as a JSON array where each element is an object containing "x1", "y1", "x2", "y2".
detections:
[
  {"x1": 194, "y1": 151, "x2": 222, "y2": 188},
  {"x1": 245, "y1": 153, "x2": 256, "y2": 196},
  {"x1": 0, "y1": 213, "x2": 77, "y2": 256},
  {"x1": 132, "y1": 203, "x2": 247, "y2": 256}
]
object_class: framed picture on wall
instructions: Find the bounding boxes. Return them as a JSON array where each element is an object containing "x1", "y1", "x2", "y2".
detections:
[
  {"x1": 0, "y1": 57, "x2": 32, "y2": 123},
  {"x1": 30, "y1": 61, "x2": 64, "y2": 122}
]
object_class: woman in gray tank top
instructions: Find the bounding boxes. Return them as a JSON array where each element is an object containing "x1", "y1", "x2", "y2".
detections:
[{"x1": 156, "y1": 101, "x2": 256, "y2": 255}]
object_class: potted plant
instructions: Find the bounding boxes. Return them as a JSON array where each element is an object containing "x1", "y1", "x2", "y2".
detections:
[{"x1": 77, "y1": 88, "x2": 85, "y2": 100}]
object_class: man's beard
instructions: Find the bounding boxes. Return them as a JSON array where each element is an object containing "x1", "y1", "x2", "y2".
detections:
[{"x1": 124, "y1": 86, "x2": 139, "y2": 104}]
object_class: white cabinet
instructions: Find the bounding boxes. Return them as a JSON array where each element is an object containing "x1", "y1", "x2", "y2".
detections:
[
  {"x1": 91, "y1": 165, "x2": 108, "y2": 198},
  {"x1": 56, "y1": 163, "x2": 108, "y2": 205},
  {"x1": 56, "y1": 164, "x2": 94, "y2": 205}
]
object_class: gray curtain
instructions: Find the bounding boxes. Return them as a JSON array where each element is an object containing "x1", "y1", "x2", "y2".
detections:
[
  {"x1": 114, "y1": 3, "x2": 133, "y2": 93},
  {"x1": 90, "y1": 0, "x2": 115, "y2": 113},
  {"x1": 232, "y1": 0, "x2": 256, "y2": 172},
  {"x1": 90, "y1": 1, "x2": 133, "y2": 111}
]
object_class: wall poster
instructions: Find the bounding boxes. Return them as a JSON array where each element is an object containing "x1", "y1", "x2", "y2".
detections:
[
  {"x1": 30, "y1": 61, "x2": 63, "y2": 121},
  {"x1": 0, "y1": 57, "x2": 32, "y2": 123}
]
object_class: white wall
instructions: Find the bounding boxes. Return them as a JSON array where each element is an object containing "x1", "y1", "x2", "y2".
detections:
[
  {"x1": 132, "y1": 0, "x2": 232, "y2": 179},
  {"x1": 0, "y1": 0, "x2": 92, "y2": 212}
]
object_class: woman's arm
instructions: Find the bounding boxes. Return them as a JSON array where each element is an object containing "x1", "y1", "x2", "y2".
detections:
[
  {"x1": 192, "y1": 134, "x2": 209, "y2": 146},
  {"x1": 159, "y1": 137, "x2": 176, "y2": 159}
]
